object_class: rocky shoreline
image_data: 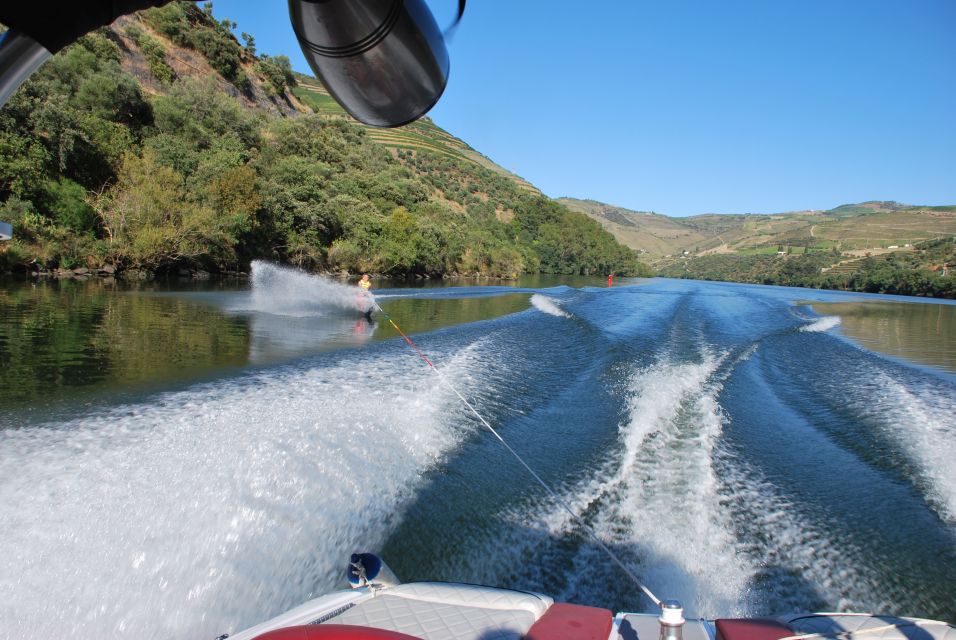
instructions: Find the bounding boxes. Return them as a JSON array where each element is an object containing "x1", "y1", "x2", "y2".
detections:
[
  {"x1": 13, "y1": 264, "x2": 517, "y2": 283},
  {"x1": 19, "y1": 265, "x2": 249, "y2": 282}
]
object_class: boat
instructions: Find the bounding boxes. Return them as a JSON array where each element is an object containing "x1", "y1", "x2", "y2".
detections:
[{"x1": 218, "y1": 553, "x2": 955, "y2": 640}]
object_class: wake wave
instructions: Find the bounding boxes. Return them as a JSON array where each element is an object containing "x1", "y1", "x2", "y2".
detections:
[
  {"x1": 471, "y1": 350, "x2": 753, "y2": 617},
  {"x1": 716, "y1": 453, "x2": 889, "y2": 614},
  {"x1": 530, "y1": 294, "x2": 570, "y2": 318},
  {"x1": 459, "y1": 337, "x2": 906, "y2": 617},
  {"x1": 800, "y1": 316, "x2": 841, "y2": 332},
  {"x1": 244, "y1": 261, "x2": 373, "y2": 316},
  {"x1": 597, "y1": 352, "x2": 750, "y2": 616},
  {"x1": 845, "y1": 371, "x2": 956, "y2": 523},
  {"x1": 0, "y1": 344, "x2": 478, "y2": 639}
]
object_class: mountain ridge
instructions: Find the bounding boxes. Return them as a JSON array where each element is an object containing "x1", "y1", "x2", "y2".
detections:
[{"x1": 559, "y1": 197, "x2": 956, "y2": 261}]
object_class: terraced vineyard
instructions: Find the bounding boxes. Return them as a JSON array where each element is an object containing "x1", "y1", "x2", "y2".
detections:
[
  {"x1": 292, "y1": 75, "x2": 539, "y2": 194},
  {"x1": 822, "y1": 250, "x2": 915, "y2": 275}
]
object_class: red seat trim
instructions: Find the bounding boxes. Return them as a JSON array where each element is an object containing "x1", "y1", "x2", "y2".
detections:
[
  {"x1": 716, "y1": 618, "x2": 794, "y2": 640},
  {"x1": 253, "y1": 624, "x2": 423, "y2": 640},
  {"x1": 524, "y1": 603, "x2": 614, "y2": 640}
]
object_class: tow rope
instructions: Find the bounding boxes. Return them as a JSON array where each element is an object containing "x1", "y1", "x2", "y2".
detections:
[{"x1": 372, "y1": 302, "x2": 663, "y2": 608}]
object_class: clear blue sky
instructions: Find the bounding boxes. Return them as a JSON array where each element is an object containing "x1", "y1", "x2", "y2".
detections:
[{"x1": 212, "y1": 1, "x2": 956, "y2": 216}]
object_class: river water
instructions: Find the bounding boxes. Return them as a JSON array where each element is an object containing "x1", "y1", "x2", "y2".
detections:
[{"x1": 1, "y1": 263, "x2": 954, "y2": 639}]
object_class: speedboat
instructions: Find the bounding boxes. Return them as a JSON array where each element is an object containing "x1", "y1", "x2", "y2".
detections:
[{"x1": 219, "y1": 554, "x2": 956, "y2": 640}]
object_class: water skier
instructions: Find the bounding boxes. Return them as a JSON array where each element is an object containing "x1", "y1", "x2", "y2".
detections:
[{"x1": 357, "y1": 274, "x2": 374, "y2": 319}]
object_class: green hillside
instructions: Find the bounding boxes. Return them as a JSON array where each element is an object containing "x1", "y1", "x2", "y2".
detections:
[
  {"x1": 0, "y1": 3, "x2": 642, "y2": 280},
  {"x1": 657, "y1": 236, "x2": 956, "y2": 298},
  {"x1": 293, "y1": 75, "x2": 540, "y2": 195}
]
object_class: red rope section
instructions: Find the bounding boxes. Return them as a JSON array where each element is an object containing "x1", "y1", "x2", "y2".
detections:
[{"x1": 388, "y1": 318, "x2": 433, "y2": 368}]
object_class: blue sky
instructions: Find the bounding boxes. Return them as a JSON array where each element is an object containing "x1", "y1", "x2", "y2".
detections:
[{"x1": 212, "y1": 1, "x2": 956, "y2": 216}]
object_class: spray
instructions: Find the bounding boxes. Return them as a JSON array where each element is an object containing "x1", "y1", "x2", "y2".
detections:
[{"x1": 249, "y1": 261, "x2": 370, "y2": 316}]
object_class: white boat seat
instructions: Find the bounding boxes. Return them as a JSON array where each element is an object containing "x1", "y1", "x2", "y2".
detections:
[
  {"x1": 325, "y1": 582, "x2": 554, "y2": 640},
  {"x1": 782, "y1": 614, "x2": 956, "y2": 640}
]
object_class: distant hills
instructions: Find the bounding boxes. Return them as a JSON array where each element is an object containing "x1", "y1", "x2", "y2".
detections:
[{"x1": 559, "y1": 198, "x2": 956, "y2": 262}]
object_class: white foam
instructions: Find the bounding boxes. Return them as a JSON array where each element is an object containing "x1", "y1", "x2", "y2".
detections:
[
  {"x1": 245, "y1": 261, "x2": 374, "y2": 316},
  {"x1": 530, "y1": 294, "x2": 570, "y2": 318},
  {"x1": 800, "y1": 316, "x2": 841, "y2": 332},
  {"x1": 716, "y1": 453, "x2": 890, "y2": 614},
  {"x1": 849, "y1": 371, "x2": 956, "y2": 523},
  {"x1": 607, "y1": 353, "x2": 753, "y2": 616},
  {"x1": 0, "y1": 346, "x2": 475, "y2": 639},
  {"x1": 487, "y1": 352, "x2": 754, "y2": 617},
  {"x1": 519, "y1": 350, "x2": 891, "y2": 616}
]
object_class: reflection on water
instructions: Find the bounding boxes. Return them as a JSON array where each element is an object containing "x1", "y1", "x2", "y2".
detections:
[
  {"x1": 0, "y1": 277, "x2": 530, "y2": 410},
  {"x1": 0, "y1": 279, "x2": 250, "y2": 408},
  {"x1": 810, "y1": 300, "x2": 956, "y2": 374}
]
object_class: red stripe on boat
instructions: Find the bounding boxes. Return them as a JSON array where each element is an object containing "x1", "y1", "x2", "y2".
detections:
[
  {"x1": 524, "y1": 603, "x2": 614, "y2": 640},
  {"x1": 253, "y1": 624, "x2": 423, "y2": 640},
  {"x1": 716, "y1": 618, "x2": 794, "y2": 640}
]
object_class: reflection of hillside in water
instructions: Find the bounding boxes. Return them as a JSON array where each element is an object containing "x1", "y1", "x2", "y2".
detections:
[
  {"x1": 0, "y1": 280, "x2": 251, "y2": 408},
  {"x1": 811, "y1": 301, "x2": 956, "y2": 374},
  {"x1": 247, "y1": 312, "x2": 377, "y2": 365}
]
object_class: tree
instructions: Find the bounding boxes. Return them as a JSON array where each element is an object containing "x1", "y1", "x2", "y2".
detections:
[
  {"x1": 92, "y1": 150, "x2": 237, "y2": 269},
  {"x1": 241, "y1": 32, "x2": 256, "y2": 56}
]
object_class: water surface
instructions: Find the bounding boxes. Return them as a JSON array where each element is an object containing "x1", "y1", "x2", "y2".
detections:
[
  {"x1": 809, "y1": 300, "x2": 956, "y2": 374},
  {"x1": 1, "y1": 270, "x2": 953, "y2": 639}
]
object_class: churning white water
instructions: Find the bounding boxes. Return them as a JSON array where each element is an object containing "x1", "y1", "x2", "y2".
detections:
[
  {"x1": 459, "y1": 349, "x2": 755, "y2": 617},
  {"x1": 800, "y1": 316, "x2": 841, "y2": 332},
  {"x1": 848, "y1": 371, "x2": 956, "y2": 523},
  {"x1": 0, "y1": 346, "x2": 473, "y2": 639},
  {"x1": 530, "y1": 294, "x2": 570, "y2": 318}
]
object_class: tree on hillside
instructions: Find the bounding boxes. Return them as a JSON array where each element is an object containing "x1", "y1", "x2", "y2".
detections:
[{"x1": 92, "y1": 151, "x2": 243, "y2": 269}]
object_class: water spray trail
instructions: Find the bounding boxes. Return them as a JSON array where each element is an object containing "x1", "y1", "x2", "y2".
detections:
[
  {"x1": 474, "y1": 350, "x2": 750, "y2": 616},
  {"x1": 245, "y1": 261, "x2": 369, "y2": 316},
  {"x1": 379, "y1": 309, "x2": 662, "y2": 607},
  {"x1": 850, "y1": 371, "x2": 956, "y2": 523}
]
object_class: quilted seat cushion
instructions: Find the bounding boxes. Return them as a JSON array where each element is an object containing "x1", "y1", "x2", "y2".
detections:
[
  {"x1": 325, "y1": 583, "x2": 554, "y2": 640},
  {"x1": 783, "y1": 615, "x2": 956, "y2": 640}
]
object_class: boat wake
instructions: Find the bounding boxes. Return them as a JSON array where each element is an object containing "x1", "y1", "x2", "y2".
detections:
[
  {"x1": 842, "y1": 371, "x2": 956, "y2": 523},
  {"x1": 0, "y1": 343, "x2": 480, "y2": 639},
  {"x1": 447, "y1": 332, "x2": 924, "y2": 619},
  {"x1": 530, "y1": 294, "x2": 571, "y2": 318},
  {"x1": 799, "y1": 315, "x2": 841, "y2": 332},
  {"x1": 447, "y1": 348, "x2": 752, "y2": 617}
]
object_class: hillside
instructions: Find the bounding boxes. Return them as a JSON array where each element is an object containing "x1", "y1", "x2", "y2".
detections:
[
  {"x1": 293, "y1": 76, "x2": 541, "y2": 196},
  {"x1": 0, "y1": 3, "x2": 645, "y2": 280},
  {"x1": 560, "y1": 197, "x2": 956, "y2": 261}
]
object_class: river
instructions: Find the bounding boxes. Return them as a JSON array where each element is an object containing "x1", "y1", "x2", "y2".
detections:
[{"x1": 1, "y1": 263, "x2": 954, "y2": 639}]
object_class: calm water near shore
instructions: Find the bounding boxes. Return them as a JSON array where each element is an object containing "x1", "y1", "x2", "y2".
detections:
[
  {"x1": 1, "y1": 271, "x2": 954, "y2": 639},
  {"x1": 809, "y1": 300, "x2": 956, "y2": 374}
]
